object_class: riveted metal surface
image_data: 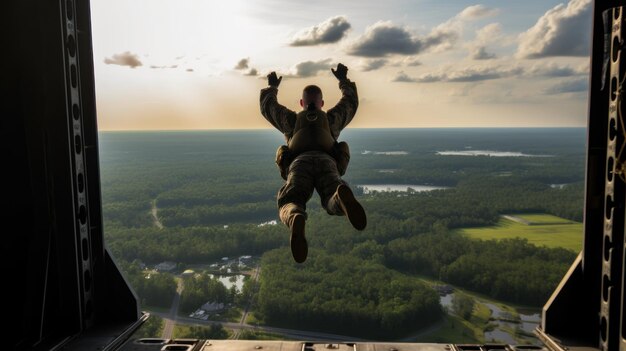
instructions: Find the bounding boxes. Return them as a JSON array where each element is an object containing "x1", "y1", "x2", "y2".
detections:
[
  {"x1": 607, "y1": 7, "x2": 626, "y2": 351},
  {"x1": 60, "y1": 0, "x2": 95, "y2": 328}
]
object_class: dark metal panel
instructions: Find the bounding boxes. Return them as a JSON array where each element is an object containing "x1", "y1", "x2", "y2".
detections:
[
  {"x1": 600, "y1": 7, "x2": 626, "y2": 351},
  {"x1": 542, "y1": 1, "x2": 626, "y2": 350},
  {"x1": 3, "y1": 0, "x2": 140, "y2": 349}
]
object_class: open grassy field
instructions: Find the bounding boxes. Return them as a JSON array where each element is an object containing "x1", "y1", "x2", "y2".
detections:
[
  {"x1": 505, "y1": 213, "x2": 575, "y2": 225},
  {"x1": 457, "y1": 214, "x2": 582, "y2": 252}
]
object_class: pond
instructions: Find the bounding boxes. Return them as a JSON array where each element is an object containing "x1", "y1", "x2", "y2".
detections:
[
  {"x1": 519, "y1": 311, "x2": 541, "y2": 335},
  {"x1": 361, "y1": 150, "x2": 408, "y2": 155},
  {"x1": 440, "y1": 293, "x2": 541, "y2": 345},
  {"x1": 483, "y1": 302, "x2": 541, "y2": 345},
  {"x1": 483, "y1": 302, "x2": 518, "y2": 344}
]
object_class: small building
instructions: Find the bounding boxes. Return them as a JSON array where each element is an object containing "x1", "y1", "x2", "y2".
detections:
[
  {"x1": 434, "y1": 285, "x2": 454, "y2": 296},
  {"x1": 181, "y1": 269, "x2": 195, "y2": 276},
  {"x1": 201, "y1": 301, "x2": 225, "y2": 312},
  {"x1": 154, "y1": 261, "x2": 176, "y2": 272},
  {"x1": 239, "y1": 255, "x2": 253, "y2": 265}
]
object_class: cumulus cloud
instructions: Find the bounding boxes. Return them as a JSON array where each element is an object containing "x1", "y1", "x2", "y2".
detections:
[
  {"x1": 290, "y1": 16, "x2": 351, "y2": 46},
  {"x1": 457, "y1": 4, "x2": 499, "y2": 20},
  {"x1": 468, "y1": 23, "x2": 501, "y2": 60},
  {"x1": 348, "y1": 5, "x2": 497, "y2": 58},
  {"x1": 258, "y1": 60, "x2": 333, "y2": 79},
  {"x1": 403, "y1": 57, "x2": 422, "y2": 66},
  {"x1": 360, "y1": 59, "x2": 388, "y2": 71},
  {"x1": 527, "y1": 62, "x2": 587, "y2": 77},
  {"x1": 235, "y1": 58, "x2": 259, "y2": 77},
  {"x1": 470, "y1": 46, "x2": 496, "y2": 60},
  {"x1": 103, "y1": 51, "x2": 142, "y2": 68},
  {"x1": 517, "y1": 0, "x2": 592, "y2": 58},
  {"x1": 234, "y1": 58, "x2": 249, "y2": 70},
  {"x1": 476, "y1": 23, "x2": 502, "y2": 42},
  {"x1": 348, "y1": 22, "x2": 420, "y2": 57},
  {"x1": 544, "y1": 77, "x2": 589, "y2": 94},
  {"x1": 392, "y1": 71, "x2": 417, "y2": 82},
  {"x1": 391, "y1": 59, "x2": 588, "y2": 85},
  {"x1": 245, "y1": 68, "x2": 258, "y2": 76},
  {"x1": 289, "y1": 59, "x2": 334, "y2": 78},
  {"x1": 448, "y1": 66, "x2": 523, "y2": 82},
  {"x1": 409, "y1": 65, "x2": 523, "y2": 83},
  {"x1": 347, "y1": 21, "x2": 457, "y2": 57},
  {"x1": 149, "y1": 64, "x2": 178, "y2": 69},
  {"x1": 389, "y1": 57, "x2": 423, "y2": 67}
]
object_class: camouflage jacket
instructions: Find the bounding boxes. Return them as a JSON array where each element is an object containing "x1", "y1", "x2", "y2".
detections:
[{"x1": 260, "y1": 79, "x2": 358, "y2": 142}]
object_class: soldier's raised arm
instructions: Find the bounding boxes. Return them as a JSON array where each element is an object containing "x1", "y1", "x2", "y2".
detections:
[
  {"x1": 260, "y1": 72, "x2": 297, "y2": 139},
  {"x1": 327, "y1": 63, "x2": 359, "y2": 140}
]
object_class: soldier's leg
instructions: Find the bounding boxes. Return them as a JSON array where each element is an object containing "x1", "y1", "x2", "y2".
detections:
[
  {"x1": 277, "y1": 154, "x2": 316, "y2": 263},
  {"x1": 277, "y1": 154, "x2": 315, "y2": 227},
  {"x1": 315, "y1": 154, "x2": 366, "y2": 230},
  {"x1": 314, "y1": 154, "x2": 346, "y2": 214}
]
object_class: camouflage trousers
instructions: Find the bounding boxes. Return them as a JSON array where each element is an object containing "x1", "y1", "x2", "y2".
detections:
[{"x1": 277, "y1": 151, "x2": 348, "y2": 228}]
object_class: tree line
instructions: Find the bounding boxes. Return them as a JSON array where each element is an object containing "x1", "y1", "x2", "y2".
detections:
[{"x1": 255, "y1": 249, "x2": 442, "y2": 339}]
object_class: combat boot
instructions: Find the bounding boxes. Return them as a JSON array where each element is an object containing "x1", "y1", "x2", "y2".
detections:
[
  {"x1": 290, "y1": 214, "x2": 307, "y2": 263},
  {"x1": 334, "y1": 184, "x2": 366, "y2": 230}
]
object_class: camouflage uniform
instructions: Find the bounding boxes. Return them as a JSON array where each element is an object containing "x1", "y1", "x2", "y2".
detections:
[{"x1": 260, "y1": 79, "x2": 359, "y2": 228}]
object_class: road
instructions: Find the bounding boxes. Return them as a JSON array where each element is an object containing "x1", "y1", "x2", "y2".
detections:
[
  {"x1": 161, "y1": 278, "x2": 183, "y2": 339},
  {"x1": 152, "y1": 311, "x2": 367, "y2": 342},
  {"x1": 231, "y1": 264, "x2": 261, "y2": 339},
  {"x1": 151, "y1": 199, "x2": 164, "y2": 229}
]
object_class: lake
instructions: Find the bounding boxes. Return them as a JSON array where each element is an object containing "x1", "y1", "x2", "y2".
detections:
[
  {"x1": 436, "y1": 150, "x2": 553, "y2": 157},
  {"x1": 358, "y1": 184, "x2": 449, "y2": 194}
]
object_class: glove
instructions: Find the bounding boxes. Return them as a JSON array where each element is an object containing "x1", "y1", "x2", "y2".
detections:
[
  {"x1": 331, "y1": 63, "x2": 348, "y2": 81},
  {"x1": 267, "y1": 72, "x2": 282, "y2": 88}
]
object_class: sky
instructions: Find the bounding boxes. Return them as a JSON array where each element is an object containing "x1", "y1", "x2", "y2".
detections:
[{"x1": 90, "y1": 0, "x2": 592, "y2": 130}]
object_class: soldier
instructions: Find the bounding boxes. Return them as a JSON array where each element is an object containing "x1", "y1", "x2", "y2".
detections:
[{"x1": 260, "y1": 63, "x2": 366, "y2": 263}]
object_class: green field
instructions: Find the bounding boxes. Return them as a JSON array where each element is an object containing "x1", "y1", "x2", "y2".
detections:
[
  {"x1": 504, "y1": 213, "x2": 575, "y2": 225},
  {"x1": 457, "y1": 214, "x2": 582, "y2": 252}
]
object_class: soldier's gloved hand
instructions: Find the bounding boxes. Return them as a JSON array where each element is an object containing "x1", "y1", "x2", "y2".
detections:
[
  {"x1": 267, "y1": 72, "x2": 282, "y2": 88},
  {"x1": 331, "y1": 63, "x2": 348, "y2": 81}
]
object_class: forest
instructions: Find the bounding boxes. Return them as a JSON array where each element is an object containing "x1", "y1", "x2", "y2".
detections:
[
  {"x1": 99, "y1": 128, "x2": 586, "y2": 337},
  {"x1": 256, "y1": 249, "x2": 442, "y2": 338}
]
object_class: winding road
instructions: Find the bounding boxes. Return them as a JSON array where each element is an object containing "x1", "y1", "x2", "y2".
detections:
[
  {"x1": 161, "y1": 278, "x2": 183, "y2": 339},
  {"x1": 151, "y1": 199, "x2": 164, "y2": 229}
]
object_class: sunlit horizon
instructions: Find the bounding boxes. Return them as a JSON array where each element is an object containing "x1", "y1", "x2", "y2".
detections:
[{"x1": 91, "y1": 0, "x2": 592, "y2": 130}]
